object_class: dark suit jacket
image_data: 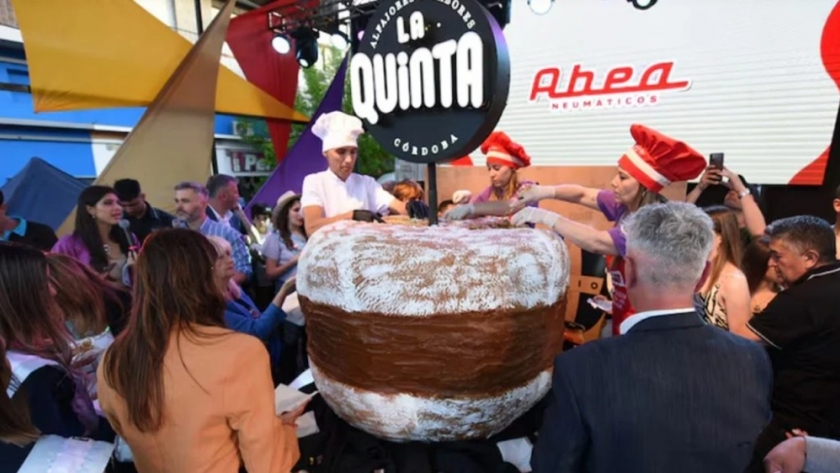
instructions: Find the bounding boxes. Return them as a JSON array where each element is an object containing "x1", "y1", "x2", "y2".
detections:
[
  {"x1": 6, "y1": 220, "x2": 57, "y2": 252},
  {"x1": 531, "y1": 311, "x2": 773, "y2": 473},
  {"x1": 205, "y1": 206, "x2": 247, "y2": 236}
]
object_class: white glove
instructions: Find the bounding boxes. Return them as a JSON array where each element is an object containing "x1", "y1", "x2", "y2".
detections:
[
  {"x1": 511, "y1": 207, "x2": 561, "y2": 228},
  {"x1": 517, "y1": 185, "x2": 555, "y2": 205},
  {"x1": 452, "y1": 190, "x2": 473, "y2": 205},
  {"x1": 444, "y1": 204, "x2": 475, "y2": 220}
]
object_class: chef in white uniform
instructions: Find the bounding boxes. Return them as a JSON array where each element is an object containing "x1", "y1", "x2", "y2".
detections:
[{"x1": 301, "y1": 111, "x2": 406, "y2": 235}]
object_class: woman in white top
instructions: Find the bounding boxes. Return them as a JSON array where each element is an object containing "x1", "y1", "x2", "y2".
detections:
[
  {"x1": 301, "y1": 111, "x2": 406, "y2": 235},
  {"x1": 261, "y1": 192, "x2": 307, "y2": 291}
]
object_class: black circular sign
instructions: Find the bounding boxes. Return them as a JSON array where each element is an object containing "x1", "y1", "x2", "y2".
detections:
[{"x1": 350, "y1": 0, "x2": 510, "y2": 164}]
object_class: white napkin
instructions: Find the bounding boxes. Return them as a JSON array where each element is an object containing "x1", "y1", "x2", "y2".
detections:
[
  {"x1": 17, "y1": 435, "x2": 115, "y2": 473},
  {"x1": 282, "y1": 292, "x2": 306, "y2": 327},
  {"x1": 274, "y1": 376, "x2": 320, "y2": 438},
  {"x1": 275, "y1": 383, "x2": 317, "y2": 415},
  {"x1": 496, "y1": 437, "x2": 534, "y2": 472},
  {"x1": 295, "y1": 411, "x2": 320, "y2": 438},
  {"x1": 289, "y1": 369, "x2": 314, "y2": 390}
]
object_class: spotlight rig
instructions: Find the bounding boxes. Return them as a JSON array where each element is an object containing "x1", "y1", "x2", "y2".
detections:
[
  {"x1": 267, "y1": 0, "x2": 368, "y2": 68},
  {"x1": 268, "y1": 0, "x2": 512, "y2": 66}
]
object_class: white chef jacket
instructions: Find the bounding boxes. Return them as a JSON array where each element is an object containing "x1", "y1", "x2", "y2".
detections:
[{"x1": 300, "y1": 170, "x2": 394, "y2": 217}]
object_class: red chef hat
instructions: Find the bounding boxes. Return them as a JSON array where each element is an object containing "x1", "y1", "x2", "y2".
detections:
[
  {"x1": 481, "y1": 131, "x2": 531, "y2": 170},
  {"x1": 617, "y1": 124, "x2": 707, "y2": 193}
]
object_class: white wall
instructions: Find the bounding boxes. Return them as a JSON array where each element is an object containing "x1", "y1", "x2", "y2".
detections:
[
  {"x1": 490, "y1": 0, "x2": 839, "y2": 184},
  {"x1": 0, "y1": 24, "x2": 21, "y2": 43},
  {"x1": 134, "y1": 0, "x2": 176, "y2": 27}
]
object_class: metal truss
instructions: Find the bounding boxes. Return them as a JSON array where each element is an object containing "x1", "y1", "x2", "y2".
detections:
[{"x1": 267, "y1": 0, "x2": 378, "y2": 34}]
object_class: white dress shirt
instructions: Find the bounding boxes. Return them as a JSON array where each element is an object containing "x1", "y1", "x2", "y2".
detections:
[
  {"x1": 619, "y1": 308, "x2": 696, "y2": 334},
  {"x1": 300, "y1": 170, "x2": 394, "y2": 218},
  {"x1": 208, "y1": 205, "x2": 234, "y2": 228}
]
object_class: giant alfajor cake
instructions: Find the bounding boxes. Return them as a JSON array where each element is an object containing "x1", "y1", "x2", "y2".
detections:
[{"x1": 297, "y1": 218, "x2": 570, "y2": 442}]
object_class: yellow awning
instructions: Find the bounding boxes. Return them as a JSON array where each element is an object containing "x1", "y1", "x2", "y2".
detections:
[
  {"x1": 57, "y1": 0, "x2": 238, "y2": 236},
  {"x1": 11, "y1": 0, "x2": 308, "y2": 122}
]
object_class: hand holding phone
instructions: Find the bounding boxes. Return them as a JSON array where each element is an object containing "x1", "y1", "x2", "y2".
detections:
[
  {"x1": 709, "y1": 153, "x2": 724, "y2": 170},
  {"x1": 705, "y1": 153, "x2": 725, "y2": 185}
]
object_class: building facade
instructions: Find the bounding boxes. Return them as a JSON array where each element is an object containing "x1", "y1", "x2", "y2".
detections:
[{"x1": 0, "y1": 0, "x2": 261, "y2": 185}]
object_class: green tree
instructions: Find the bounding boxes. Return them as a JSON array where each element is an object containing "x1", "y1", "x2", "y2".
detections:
[{"x1": 237, "y1": 46, "x2": 394, "y2": 179}]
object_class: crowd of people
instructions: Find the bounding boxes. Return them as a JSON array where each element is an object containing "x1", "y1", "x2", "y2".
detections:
[{"x1": 0, "y1": 111, "x2": 838, "y2": 473}]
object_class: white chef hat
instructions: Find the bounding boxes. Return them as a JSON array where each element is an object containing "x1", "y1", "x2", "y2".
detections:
[{"x1": 311, "y1": 111, "x2": 364, "y2": 154}]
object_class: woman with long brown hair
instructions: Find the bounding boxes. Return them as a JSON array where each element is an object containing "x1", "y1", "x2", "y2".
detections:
[
  {"x1": 260, "y1": 193, "x2": 310, "y2": 383},
  {"x1": 52, "y1": 185, "x2": 138, "y2": 285},
  {"x1": 0, "y1": 335, "x2": 39, "y2": 469},
  {"x1": 695, "y1": 206, "x2": 752, "y2": 332},
  {"x1": 46, "y1": 254, "x2": 131, "y2": 394},
  {"x1": 97, "y1": 228, "x2": 302, "y2": 473},
  {"x1": 0, "y1": 242, "x2": 111, "y2": 472},
  {"x1": 262, "y1": 191, "x2": 307, "y2": 290},
  {"x1": 741, "y1": 237, "x2": 781, "y2": 314}
]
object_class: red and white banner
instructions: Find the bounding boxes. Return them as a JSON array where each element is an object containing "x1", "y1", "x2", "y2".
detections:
[{"x1": 462, "y1": 0, "x2": 840, "y2": 185}]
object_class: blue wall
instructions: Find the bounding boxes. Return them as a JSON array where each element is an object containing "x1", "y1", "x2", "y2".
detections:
[
  {"x1": 0, "y1": 42, "x2": 239, "y2": 180},
  {"x1": 0, "y1": 126, "x2": 98, "y2": 177}
]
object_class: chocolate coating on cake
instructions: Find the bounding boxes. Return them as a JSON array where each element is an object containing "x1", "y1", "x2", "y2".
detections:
[{"x1": 302, "y1": 297, "x2": 566, "y2": 396}]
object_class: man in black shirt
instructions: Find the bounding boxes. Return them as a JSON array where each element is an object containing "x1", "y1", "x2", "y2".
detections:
[
  {"x1": 0, "y1": 190, "x2": 57, "y2": 251},
  {"x1": 113, "y1": 178, "x2": 174, "y2": 243},
  {"x1": 736, "y1": 216, "x2": 840, "y2": 469}
]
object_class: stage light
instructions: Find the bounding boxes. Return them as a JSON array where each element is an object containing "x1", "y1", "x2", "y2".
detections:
[
  {"x1": 528, "y1": 0, "x2": 554, "y2": 15},
  {"x1": 271, "y1": 34, "x2": 291, "y2": 54},
  {"x1": 292, "y1": 27, "x2": 319, "y2": 68},
  {"x1": 629, "y1": 0, "x2": 658, "y2": 10},
  {"x1": 331, "y1": 31, "x2": 349, "y2": 50}
]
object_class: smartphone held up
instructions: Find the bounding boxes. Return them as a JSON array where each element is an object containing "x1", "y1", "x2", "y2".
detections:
[{"x1": 709, "y1": 153, "x2": 725, "y2": 184}]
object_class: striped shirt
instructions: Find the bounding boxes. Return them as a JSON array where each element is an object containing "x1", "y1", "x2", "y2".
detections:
[{"x1": 178, "y1": 217, "x2": 252, "y2": 277}]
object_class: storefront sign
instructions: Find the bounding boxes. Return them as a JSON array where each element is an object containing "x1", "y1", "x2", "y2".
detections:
[
  {"x1": 350, "y1": 0, "x2": 510, "y2": 164},
  {"x1": 224, "y1": 149, "x2": 271, "y2": 175}
]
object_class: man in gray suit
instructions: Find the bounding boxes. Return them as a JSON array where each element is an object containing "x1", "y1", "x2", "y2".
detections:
[{"x1": 531, "y1": 202, "x2": 773, "y2": 473}]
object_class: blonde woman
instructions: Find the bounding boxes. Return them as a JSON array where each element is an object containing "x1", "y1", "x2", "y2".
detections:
[
  {"x1": 510, "y1": 124, "x2": 706, "y2": 335},
  {"x1": 695, "y1": 206, "x2": 752, "y2": 333},
  {"x1": 445, "y1": 131, "x2": 534, "y2": 219},
  {"x1": 209, "y1": 236, "x2": 295, "y2": 384}
]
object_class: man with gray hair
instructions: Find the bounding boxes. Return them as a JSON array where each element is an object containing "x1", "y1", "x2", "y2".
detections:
[
  {"x1": 173, "y1": 181, "x2": 252, "y2": 284},
  {"x1": 531, "y1": 202, "x2": 772, "y2": 473},
  {"x1": 734, "y1": 216, "x2": 840, "y2": 471},
  {"x1": 206, "y1": 174, "x2": 248, "y2": 237}
]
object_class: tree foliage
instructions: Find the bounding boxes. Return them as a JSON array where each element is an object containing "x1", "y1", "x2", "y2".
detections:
[{"x1": 236, "y1": 46, "x2": 394, "y2": 179}]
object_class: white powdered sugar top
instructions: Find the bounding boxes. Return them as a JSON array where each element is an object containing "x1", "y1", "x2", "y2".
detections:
[
  {"x1": 309, "y1": 361, "x2": 553, "y2": 442},
  {"x1": 297, "y1": 219, "x2": 570, "y2": 316}
]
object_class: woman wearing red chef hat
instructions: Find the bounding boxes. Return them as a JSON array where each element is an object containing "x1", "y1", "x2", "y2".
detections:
[
  {"x1": 444, "y1": 131, "x2": 536, "y2": 220},
  {"x1": 512, "y1": 124, "x2": 707, "y2": 335}
]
